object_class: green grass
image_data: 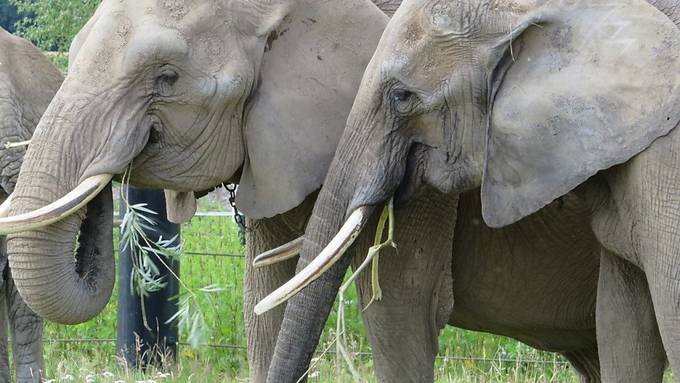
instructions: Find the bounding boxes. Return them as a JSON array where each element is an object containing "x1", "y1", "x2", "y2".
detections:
[{"x1": 21, "y1": 205, "x2": 675, "y2": 382}]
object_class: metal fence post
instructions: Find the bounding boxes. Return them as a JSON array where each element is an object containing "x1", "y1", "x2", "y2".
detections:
[{"x1": 116, "y1": 187, "x2": 180, "y2": 367}]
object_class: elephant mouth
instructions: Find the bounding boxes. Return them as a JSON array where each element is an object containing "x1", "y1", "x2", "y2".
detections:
[
  {"x1": 395, "y1": 143, "x2": 427, "y2": 206},
  {"x1": 74, "y1": 182, "x2": 114, "y2": 285}
]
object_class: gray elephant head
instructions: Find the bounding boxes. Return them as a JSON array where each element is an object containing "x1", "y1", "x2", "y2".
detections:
[
  {"x1": 2, "y1": 0, "x2": 388, "y2": 325},
  {"x1": 263, "y1": 0, "x2": 680, "y2": 380}
]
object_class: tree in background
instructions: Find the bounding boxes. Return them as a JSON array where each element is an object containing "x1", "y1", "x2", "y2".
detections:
[
  {"x1": 9, "y1": 0, "x2": 100, "y2": 52},
  {"x1": 0, "y1": 0, "x2": 20, "y2": 33}
]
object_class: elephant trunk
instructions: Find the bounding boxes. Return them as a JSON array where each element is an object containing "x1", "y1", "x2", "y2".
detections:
[
  {"x1": 266, "y1": 112, "x2": 410, "y2": 382},
  {"x1": 4, "y1": 91, "x2": 146, "y2": 324},
  {"x1": 266, "y1": 152, "x2": 358, "y2": 381},
  {"x1": 5, "y1": 109, "x2": 116, "y2": 323},
  {"x1": 7, "y1": 184, "x2": 114, "y2": 325}
]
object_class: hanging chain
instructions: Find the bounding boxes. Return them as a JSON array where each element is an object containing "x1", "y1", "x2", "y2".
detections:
[{"x1": 224, "y1": 183, "x2": 249, "y2": 232}]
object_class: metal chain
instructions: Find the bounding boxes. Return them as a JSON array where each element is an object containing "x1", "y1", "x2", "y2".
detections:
[{"x1": 224, "y1": 184, "x2": 250, "y2": 232}]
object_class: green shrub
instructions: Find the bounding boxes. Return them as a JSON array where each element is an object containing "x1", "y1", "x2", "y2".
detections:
[{"x1": 9, "y1": 0, "x2": 100, "y2": 52}]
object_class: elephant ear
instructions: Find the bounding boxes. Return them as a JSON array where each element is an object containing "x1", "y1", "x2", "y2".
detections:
[
  {"x1": 237, "y1": 0, "x2": 387, "y2": 218},
  {"x1": 481, "y1": 0, "x2": 680, "y2": 228}
]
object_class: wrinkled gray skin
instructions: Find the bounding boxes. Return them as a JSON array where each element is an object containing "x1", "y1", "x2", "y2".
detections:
[
  {"x1": 0, "y1": 27, "x2": 64, "y2": 383},
  {"x1": 3, "y1": 1, "x2": 602, "y2": 382},
  {"x1": 252, "y1": 189, "x2": 602, "y2": 383},
  {"x1": 271, "y1": 0, "x2": 680, "y2": 382},
  {"x1": 347, "y1": 188, "x2": 601, "y2": 383}
]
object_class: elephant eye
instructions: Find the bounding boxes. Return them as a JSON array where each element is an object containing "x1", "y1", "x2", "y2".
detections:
[
  {"x1": 392, "y1": 89, "x2": 413, "y2": 102},
  {"x1": 391, "y1": 88, "x2": 419, "y2": 116},
  {"x1": 155, "y1": 65, "x2": 179, "y2": 96}
]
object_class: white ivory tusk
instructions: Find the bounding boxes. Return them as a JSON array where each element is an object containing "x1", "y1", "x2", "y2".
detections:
[
  {"x1": 4, "y1": 140, "x2": 31, "y2": 149},
  {"x1": 253, "y1": 237, "x2": 304, "y2": 268},
  {"x1": 0, "y1": 174, "x2": 113, "y2": 235},
  {"x1": 254, "y1": 206, "x2": 372, "y2": 315}
]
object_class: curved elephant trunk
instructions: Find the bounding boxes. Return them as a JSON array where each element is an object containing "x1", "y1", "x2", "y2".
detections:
[
  {"x1": 1, "y1": 89, "x2": 146, "y2": 324},
  {"x1": 7, "y1": 183, "x2": 114, "y2": 324},
  {"x1": 266, "y1": 112, "x2": 410, "y2": 382}
]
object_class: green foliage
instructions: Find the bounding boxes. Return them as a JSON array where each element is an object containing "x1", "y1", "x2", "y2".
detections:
[
  {"x1": 120, "y1": 203, "x2": 173, "y2": 297},
  {"x1": 8, "y1": 0, "x2": 100, "y2": 52},
  {"x1": 118, "y1": 177, "x2": 225, "y2": 349},
  {"x1": 0, "y1": 0, "x2": 20, "y2": 33}
]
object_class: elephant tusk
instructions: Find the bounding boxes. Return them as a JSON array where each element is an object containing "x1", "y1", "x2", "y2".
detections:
[
  {"x1": 254, "y1": 206, "x2": 373, "y2": 315},
  {"x1": 0, "y1": 194, "x2": 13, "y2": 218},
  {"x1": 0, "y1": 174, "x2": 113, "y2": 235},
  {"x1": 253, "y1": 236, "x2": 304, "y2": 268},
  {"x1": 4, "y1": 140, "x2": 31, "y2": 149}
]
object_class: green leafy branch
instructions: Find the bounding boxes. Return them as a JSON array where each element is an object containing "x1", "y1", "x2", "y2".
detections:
[
  {"x1": 9, "y1": 0, "x2": 101, "y2": 53},
  {"x1": 119, "y1": 167, "x2": 222, "y2": 348}
]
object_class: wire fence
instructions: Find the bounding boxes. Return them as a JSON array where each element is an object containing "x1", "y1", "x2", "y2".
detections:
[
  {"x1": 41, "y1": 337, "x2": 569, "y2": 366},
  {"x1": 43, "y1": 251, "x2": 571, "y2": 368},
  {"x1": 41, "y1": 195, "x2": 572, "y2": 371},
  {"x1": 184, "y1": 251, "x2": 244, "y2": 258}
]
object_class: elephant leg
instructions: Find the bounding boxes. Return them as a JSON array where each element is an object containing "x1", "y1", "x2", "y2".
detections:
[
  {"x1": 645, "y1": 250, "x2": 680, "y2": 376},
  {"x1": 0, "y1": 281, "x2": 9, "y2": 383},
  {"x1": 6, "y1": 275, "x2": 43, "y2": 383},
  {"x1": 561, "y1": 348, "x2": 601, "y2": 383},
  {"x1": 353, "y1": 188, "x2": 458, "y2": 383},
  {"x1": 597, "y1": 250, "x2": 665, "y2": 383},
  {"x1": 244, "y1": 194, "x2": 315, "y2": 383}
]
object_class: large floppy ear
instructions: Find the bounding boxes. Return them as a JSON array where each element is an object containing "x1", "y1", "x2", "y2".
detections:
[
  {"x1": 237, "y1": 0, "x2": 388, "y2": 218},
  {"x1": 481, "y1": 0, "x2": 680, "y2": 228}
]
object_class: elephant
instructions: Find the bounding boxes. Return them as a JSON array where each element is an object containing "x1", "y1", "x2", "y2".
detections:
[
  {"x1": 0, "y1": 1, "x2": 602, "y2": 382},
  {"x1": 0, "y1": 1, "x2": 390, "y2": 381},
  {"x1": 343, "y1": 188, "x2": 602, "y2": 382},
  {"x1": 0, "y1": 27, "x2": 64, "y2": 382},
  {"x1": 257, "y1": 0, "x2": 680, "y2": 381}
]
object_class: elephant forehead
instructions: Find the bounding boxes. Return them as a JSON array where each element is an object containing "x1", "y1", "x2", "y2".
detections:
[
  {"x1": 379, "y1": 23, "x2": 473, "y2": 91},
  {"x1": 123, "y1": 0, "x2": 223, "y2": 22},
  {"x1": 422, "y1": 0, "x2": 537, "y2": 35},
  {"x1": 381, "y1": 0, "x2": 517, "y2": 89},
  {"x1": 119, "y1": 1, "x2": 233, "y2": 39},
  {"x1": 70, "y1": 0, "x2": 247, "y2": 80},
  {"x1": 379, "y1": 5, "x2": 450, "y2": 88},
  {"x1": 123, "y1": 26, "x2": 189, "y2": 71}
]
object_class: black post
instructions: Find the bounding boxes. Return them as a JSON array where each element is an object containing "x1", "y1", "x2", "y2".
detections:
[{"x1": 117, "y1": 187, "x2": 180, "y2": 367}]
